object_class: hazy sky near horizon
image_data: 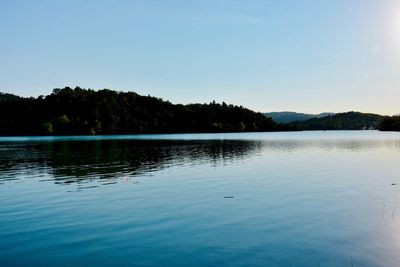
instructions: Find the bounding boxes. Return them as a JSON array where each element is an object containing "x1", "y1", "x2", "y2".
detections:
[{"x1": 1, "y1": 0, "x2": 399, "y2": 115}]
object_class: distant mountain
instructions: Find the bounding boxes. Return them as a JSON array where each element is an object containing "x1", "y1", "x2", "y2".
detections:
[
  {"x1": 288, "y1": 112, "x2": 386, "y2": 130},
  {"x1": 264, "y1": 111, "x2": 334, "y2": 124}
]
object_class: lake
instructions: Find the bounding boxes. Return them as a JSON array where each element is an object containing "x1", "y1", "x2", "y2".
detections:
[{"x1": 1, "y1": 131, "x2": 400, "y2": 267}]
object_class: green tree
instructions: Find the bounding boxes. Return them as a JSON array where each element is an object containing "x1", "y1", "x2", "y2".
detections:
[
  {"x1": 238, "y1": 122, "x2": 246, "y2": 131},
  {"x1": 40, "y1": 122, "x2": 53, "y2": 135},
  {"x1": 53, "y1": 114, "x2": 71, "y2": 134}
]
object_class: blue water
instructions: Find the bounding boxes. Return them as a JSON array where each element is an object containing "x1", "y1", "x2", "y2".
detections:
[{"x1": 1, "y1": 131, "x2": 400, "y2": 266}]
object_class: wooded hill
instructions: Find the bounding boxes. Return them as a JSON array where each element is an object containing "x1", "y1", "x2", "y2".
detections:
[
  {"x1": 0, "y1": 87, "x2": 290, "y2": 136},
  {"x1": 286, "y1": 112, "x2": 386, "y2": 130}
]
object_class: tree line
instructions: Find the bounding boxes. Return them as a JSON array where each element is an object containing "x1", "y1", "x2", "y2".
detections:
[
  {"x1": 380, "y1": 116, "x2": 400, "y2": 131},
  {"x1": 0, "y1": 87, "x2": 292, "y2": 136}
]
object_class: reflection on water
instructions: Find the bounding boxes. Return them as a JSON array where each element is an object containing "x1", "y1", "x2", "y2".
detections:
[
  {"x1": 1, "y1": 131, "x2": 400, "y2": 267},
  {"x1": 1, "y1": 136, "x2": 399, "y2": 188},
  {"x1": 0, "y1": 140, "x2": 264, "y2": 187}
]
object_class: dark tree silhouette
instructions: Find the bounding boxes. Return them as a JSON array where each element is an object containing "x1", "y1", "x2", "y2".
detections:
[
  {"x1": 0, "y1": 87, "x2": 291, "y2": 136},
  {"x1": 380, "y1": 116, "x2": 400, "y2": 131}
]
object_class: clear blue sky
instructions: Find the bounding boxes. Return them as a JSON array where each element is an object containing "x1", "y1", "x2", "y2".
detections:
[{"x1": 1, "y1": 0, "x2": 399, "y2": 114}]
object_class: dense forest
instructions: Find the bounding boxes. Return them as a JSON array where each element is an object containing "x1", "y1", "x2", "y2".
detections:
[
  {"x1": 0, "y1": 87, "x2": 290, "y2": 136},
  {"x1": 380, "y1": 116, "x2": 400, "y2": 131},
  {"x1": 287, "y1": 112, "x2": 386, "y2": 130}
]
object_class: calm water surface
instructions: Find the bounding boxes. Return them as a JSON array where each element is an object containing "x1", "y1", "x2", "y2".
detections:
[{"x1": 1, "y1": 131, "x2": 400, "y2": 267}]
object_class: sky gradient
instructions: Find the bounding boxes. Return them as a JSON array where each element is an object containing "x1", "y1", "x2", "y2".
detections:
[{"x1": 1, "y1": 0, "x2": 399, "y2": 114}]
